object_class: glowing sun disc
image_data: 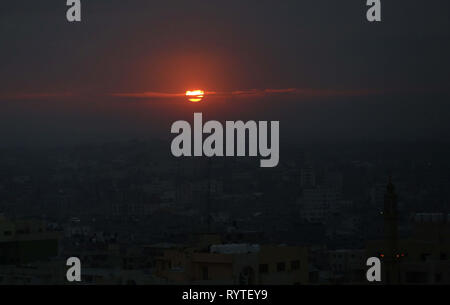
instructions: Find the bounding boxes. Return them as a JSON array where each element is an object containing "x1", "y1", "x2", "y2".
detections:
[{"x1": 186, "y1": 90, "x2": 205, "y2": 102}]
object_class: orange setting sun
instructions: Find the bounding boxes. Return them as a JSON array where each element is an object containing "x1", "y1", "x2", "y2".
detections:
[{"x1": 186, "y1": 90, "x2": 205, "y2": 103}]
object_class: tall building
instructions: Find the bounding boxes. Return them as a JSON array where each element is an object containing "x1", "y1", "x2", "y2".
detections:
[{"x1": 300, "y1": 166, "x2": 316, "y2": 189}]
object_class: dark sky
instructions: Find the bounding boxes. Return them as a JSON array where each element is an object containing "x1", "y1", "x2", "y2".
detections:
[{"x1": 1, "y1": 0, "x2": 449, "y2": 146}]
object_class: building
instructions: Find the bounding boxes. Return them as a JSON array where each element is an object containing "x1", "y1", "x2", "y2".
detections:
[
  {"x1": 151, "y1": 234, "x2": 309, "y2": 285},
  {"x1": 0, "y1": 215, "x2": 60, "y2": 265}
]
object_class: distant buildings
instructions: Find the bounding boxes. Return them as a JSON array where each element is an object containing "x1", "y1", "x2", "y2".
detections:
[
  {"x1": 1, "y1": 142, "x2": 450, "y2": 285},
  {"x1": 299, "y1": 187, "x2": 341, "y2": 223},
  {"x1": 297, "y1": 166, "x2": 352, "y2": 225}
]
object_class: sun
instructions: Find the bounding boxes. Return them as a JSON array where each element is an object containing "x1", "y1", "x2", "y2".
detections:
[{"x1": 186, "y1": 90, "x2": 205, "y2": 103}]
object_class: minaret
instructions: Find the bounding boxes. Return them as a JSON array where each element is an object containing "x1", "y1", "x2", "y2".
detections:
[
  {"x1": 384, "y1": 176, "x2": 398, "y2": 245},
  {"x1": 383, "y1": 176, "x2": 399, "y2": 284},
  {"x1": 206, "y1": 158, "x2": 212, "y2": 233}
]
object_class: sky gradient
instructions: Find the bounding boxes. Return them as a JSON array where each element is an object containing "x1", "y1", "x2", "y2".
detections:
[{"x1": 1, "y1": 0, "x2": 449, "y2": 146}]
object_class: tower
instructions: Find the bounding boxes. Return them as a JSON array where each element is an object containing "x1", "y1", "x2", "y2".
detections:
[
  {"x1": 384, "y1": 176, "x2": 398, "y2": 246},
  {"x1": 383, "y1": 176, "x2": 400, "y2": 284},
  {"x1": 206, "y1": 158, "x2": 212, "y2": 233}
]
